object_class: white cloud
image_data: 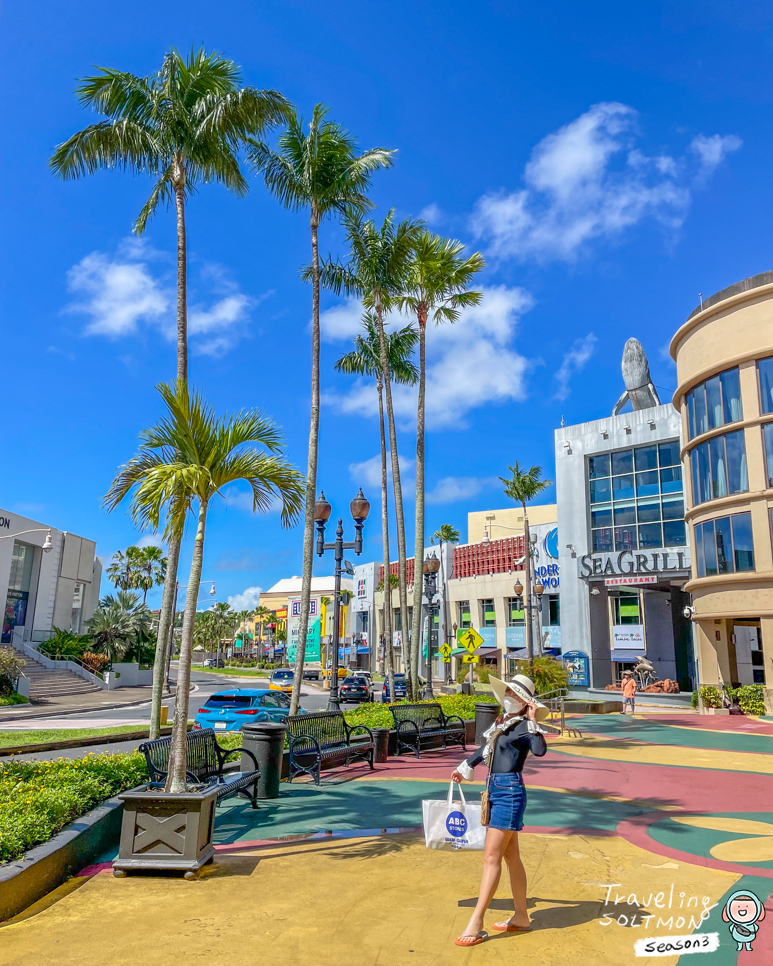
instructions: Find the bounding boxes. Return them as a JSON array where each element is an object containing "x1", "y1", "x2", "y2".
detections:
[
  {"x1": 320, "y1": 297, "x2": 365, "y2": 342},
  {"x1": 227, "y1": 586, "x2": 263, "y2": 610},
  {"x1": 471, "y1": 102, "x2": 741, "y2": 262},
  {"x1": 64, "y1": 239, "x2": 260, "y2": 356},
  {"x1": 349, "y1": 453, "x2": 416, "y2": 497},
  {"x1": 135, "y1": 534, "x2": 164, "y2": 549},
  {"x1": 553, "y1": 333, "x2": 597, "y2": 401},
  {"x1": 325, "y1": 285, "x2": 533, "y2": 430},
  {"x1": 426, "y1": 476, "x2": 500, "y2": 505},
  {"x1": 419, "y1": 203, "x2": 444, "y2": 225}
]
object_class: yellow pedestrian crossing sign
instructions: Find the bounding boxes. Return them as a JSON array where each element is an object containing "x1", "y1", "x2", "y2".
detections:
[
  {"x1": 439, "y1": 643, "x2": 453, "y2": 659},
  {"x1": 457, "y1": 627, "x2": 483, "y2": 653},
  {"x1": 462, "y1": 654, "x2": 480, "y2": 664}
]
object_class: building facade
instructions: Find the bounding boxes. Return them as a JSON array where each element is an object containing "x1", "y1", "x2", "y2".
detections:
[
  {"x1": 555, "y1": 400, "x2": 694, "y2": 691},
  {"x1": 0, "y1": 508, "x2": 101, "y2": 645},
  {"x1": 671, "y1": 271, "x2": 773, "y2": 690}
]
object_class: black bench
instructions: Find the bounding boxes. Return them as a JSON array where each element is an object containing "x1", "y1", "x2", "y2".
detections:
[
  {"x1": 286, "y1": 711, "x2": 374, "y2": 785},
  {"x1": 138, "y1": 728, "x2": 261, "y2": 808},
  {"x1": 389, "y1": 703, "x2": 466, "y2": 758}
]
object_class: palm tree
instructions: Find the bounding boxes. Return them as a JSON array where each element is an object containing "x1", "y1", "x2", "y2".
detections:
[
  {"x1": 397, "y1": 231, "x2": 484, "y2": 694},
  {"x1": 499, "y1": 462, "x2": 552, "y2": 675},
  {"x1": 249, "y1": 105, "x2": 394, "y2": 715},
  {"x1": 252, "y1": 605, "x2": 273, "y2": 659},
  {"x1": 336, "y1": 313, "x2": 418, "y2": 697},
  {"x1": 130, "y1": 546, "x2": 167, "y2": 604},
  {"x1": 234, "y1": 609, "x2": 252, "y2": 655},
  {"x1": 316, "y1": 210, "x2": 423, "y2": 696},
  {"x1": 431, "y1": 524, "x2": 460, "y2": 680},
  {"x1": 431, "y1": 524, "x2": 460, "y2": 545},
  {"x1": 51, "y1": 47, "x2": 290, "y2": 741},
  {"x1": 210, "y1": 602, "x2": 237, "y2": 665},
  {"x1": 104, "y1": 380, "x2": 304, "y2": 793},
  {"x1": 106, "y1": 548, "x2": 139, "y2": 591},
  {"x1": 87, "y1": 590, "x2": 152, "y2": 661}
]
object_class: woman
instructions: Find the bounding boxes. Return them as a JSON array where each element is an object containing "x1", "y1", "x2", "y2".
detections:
[{"x1": 452, "y1": 674, "x2": 548, "y2": 947}]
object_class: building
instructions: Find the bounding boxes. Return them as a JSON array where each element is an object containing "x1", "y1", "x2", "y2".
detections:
[
  {"x1": 555, "y1": 341, "x2": 694, "y2": 691},
  {"x1": 0, "y1": 508, "x2": 101, "y2": 645},
  {"x1": 671, "y1": 271, "x2": 773, "y2": 691}
]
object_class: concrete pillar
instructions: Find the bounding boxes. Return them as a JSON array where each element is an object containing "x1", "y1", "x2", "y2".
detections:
[
  {"x1": 695, "y1": 620, "x2": 721, "y2": 685},
  {"x1": 760, "y1": 618, "x2": 773, "y2": 689}
]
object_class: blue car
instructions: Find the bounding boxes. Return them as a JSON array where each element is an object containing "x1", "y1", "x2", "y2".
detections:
[
  {"x1": 381, "y1": 674, "x2": 407, "y2": 701},
  {"x1": 193, "y1": 688, "x2": 306, "y2": 733}
]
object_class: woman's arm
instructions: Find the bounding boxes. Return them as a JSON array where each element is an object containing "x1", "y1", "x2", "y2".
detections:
[
  {"x1": 451, "y1": 740, "x2": 487, "y2": 782},
  {"x1": 526, "y1": 705, "x2": 547, "y2": 757}
]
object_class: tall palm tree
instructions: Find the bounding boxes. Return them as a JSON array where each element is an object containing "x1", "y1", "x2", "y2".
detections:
[
  {"x1": 499, "y1": 462, "x2": 552, "y2": 676},
  {"x1": 249, "y1": 105, "x2": 393, "y2": 715},
  {"x1": 234, "y1": 609, "x2": 252, "y2": 654},
  {"x1": 397, "y1": 231, "x2": 484, "y2": 693},
  {"x1": 252, "y1": 604, "x2": 273, "y2": 659},
  {"x1": 316, "y1": 210, "x2": 423, "y2": 696},
  {"x1": 210, "y1": 601, "x2": 237, "y2": 665},
  {"x1": 104, "y1": 380, "x2": 304, "y2": 792},
  {"x1": 130, "y1": 546, "x2": 167, "y2": 604},
  {"x1": 431, "y1": 524, "x2": 460, "y2": 680},
  {"x1": 106, "y1": 548, "x2": 138, "y2": 591},
  {"x1": 51, "y1": 47, "x2": 291, "y2": 740},
  {"x1": 336, "y1": 312, "x2": 418, "y2": 699}
]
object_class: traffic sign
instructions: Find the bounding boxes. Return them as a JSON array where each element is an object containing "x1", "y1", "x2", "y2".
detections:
[
  {"x1": 441, "y1": 657, "x2": 451, "y2": 664},
  {"x1": 457, "y1": 628, "x2": 484, "y2": 653},
  {"x1": 462, "y1": 654, "x2": 480, "y2": 664},
  {"x1": 438, "y1": 643, "x2": 453, "y2": 659}
]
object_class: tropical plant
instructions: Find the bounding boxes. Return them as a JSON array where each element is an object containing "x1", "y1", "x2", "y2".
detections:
[
  {"x1": 105, "y1": 549, "x2": 137, "y2": 590},
  {"x1": 316, "y1": 210, "x2": 423, "y2": 696},
  {"x1": 51, "y1": 47, "x2": 290, "y2": 741},
  {"x1": 513, "y1": 656, "x2": 569, "y2": 696},
  {"x1": 86, "y1": 590, "x2": 153, "y2": 662},
  {"x1": 103, "y1": 380, "x2": 304, "y2": 793},
  {"x1": 396, "y1": 231, "x2": 484, "y2": 694},
  {"x1": 430, "y1": 523, "x2": 461, "y2": 676},
  {"x1": 0, "y1": 648, "x2": 25, "y2": 697},
  {"x1": 431, "y1": 524, "x2": 460, "y2": 545},
  {"x1": 210, "y1": 602, "x2": 237, "y2": 664},
  {"x1": 336, "y1": 313, "x2": 418, "y2": 698},
  {"x1": 250, "y1": 105, "x2": 393, "y2": 715},
  {"x1": 39, "y1": 627, "x2": 91, "y2": 659},
  {"x1": 130, "y1": 545, "x2": 167, "y2": 603}
]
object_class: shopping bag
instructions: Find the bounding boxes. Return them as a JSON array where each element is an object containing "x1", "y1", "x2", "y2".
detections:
[{"x1": 422, "y1": 780, "x2": 486, "y2": 851}]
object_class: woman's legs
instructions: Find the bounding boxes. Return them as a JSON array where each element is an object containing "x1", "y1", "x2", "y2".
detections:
[
  {"x1": 501, "y1": 832, "x2": 530, "y2": 927},
  {"x1": 461, "y1": 828, "x2": 513, "y2": 937}
]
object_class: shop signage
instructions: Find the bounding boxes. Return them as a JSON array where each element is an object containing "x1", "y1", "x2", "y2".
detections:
[
  {"x1": 579, "y1": 547, "x2": 689, "y2": 579},
  {"x1": 534, "y1": 563, "x2": 559, "y2": 589},
  {"x1": 605, "y1": 575, "x2": 657, "y2": 587},
  {"x1": 0, "y1": 516, "x2": 10, "y2": 530},
  {"x1": 563, "y1": 650, "x2": 590, "y2": 687},
  {"x1": 290, "y1": 598, "x2": 317, "y2": 618},
  {"x1": 357, "y1": 579, "x2": 366, "y2": 598},
  {"x1": 612, "y1": 625, "x2": 644, "y2": 648}
]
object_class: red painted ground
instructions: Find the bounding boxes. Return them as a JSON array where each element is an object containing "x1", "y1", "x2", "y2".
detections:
[{"x1": 645, "y1": 714, "x2": 773, "y2": 734}]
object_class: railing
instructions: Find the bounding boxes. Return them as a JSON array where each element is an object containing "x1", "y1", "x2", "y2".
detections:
[
  {"x1": 536, "y1": 687, "x2": 569, "y2": 735},
  {"x1": 40, "y1": 652, "x2": 108, "y2": 681},
  {"x1": 14, "y1": 641, "x2": 109, "y2": 689}
]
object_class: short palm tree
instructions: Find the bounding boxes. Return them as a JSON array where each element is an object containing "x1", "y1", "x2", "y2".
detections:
[
  {"x1": 51, "y1": 47, "x2": 291, "y2": 740},
  {"x1": 336, "y1": 313, "x2": 418, "y2": 697},
  {"x1": 104, "y1": 380, "x2": 304, "y2": 792},
  {"x1": 397, "y1": 231, "x2": 484, "y2": 691},
  {"x1": 432, "y1": 524, "x2": 460, "y2": 545},
  {"x1": 106, "y1": 548, "x2": 138, "y2": 591},
  {"x1": 252, "y1": 605, "x2": 273, "y2": 659},
  {"x1": 316, "y1": 210, "x2": 423, "y2": 696},
  {"x1": 249, "y1": 105, "x2": 393, "y2": 714},
  {"x1": 430, "y1": 524, "x2": 460, "y2": 680},
  {"x1": 130, "y1": 546, "x2": 167, "y2": 604},
  {"x1": 86, "y1": 604, "x2": 134, "y2": 662}
]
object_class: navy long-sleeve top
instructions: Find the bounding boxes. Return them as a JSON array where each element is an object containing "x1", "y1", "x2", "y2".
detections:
[{"x1": 459, "y1": 718, "x2": 547, "y2": 777}]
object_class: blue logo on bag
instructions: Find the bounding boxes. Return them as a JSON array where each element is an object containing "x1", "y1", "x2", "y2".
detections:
[{"x1": 446, "y1": 811, "x2": 467, "y2": 837}]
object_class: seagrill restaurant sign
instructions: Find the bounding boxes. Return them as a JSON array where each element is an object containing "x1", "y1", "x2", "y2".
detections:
[{"x1": 579, "y1": 547, "x2": 690, "y2": 579}]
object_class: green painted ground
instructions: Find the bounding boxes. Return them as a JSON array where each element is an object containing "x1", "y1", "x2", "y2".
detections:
[
  {"x1": 569, "y1": 714, "x2": 773, "y2": 756},
  {"x1": 647, "y1": 812, "x2": 773, "y2": 870}
]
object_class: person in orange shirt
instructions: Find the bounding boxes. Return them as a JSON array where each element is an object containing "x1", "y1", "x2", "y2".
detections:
[{"x1": 620, "y1": 670, "x2": 636, "y2": 714}]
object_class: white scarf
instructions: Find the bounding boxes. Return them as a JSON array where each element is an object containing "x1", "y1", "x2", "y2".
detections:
[{"x1": 481, "y1": 712, "x2": 527, "y2": 763}]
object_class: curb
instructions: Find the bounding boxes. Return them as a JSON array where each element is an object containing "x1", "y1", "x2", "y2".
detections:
[
  {"x1": 0, "y1": 789, "x2": 134, "y2": 922},
  {"x1": 0, "y1": 685, "x2": 195, "y2": 725}
]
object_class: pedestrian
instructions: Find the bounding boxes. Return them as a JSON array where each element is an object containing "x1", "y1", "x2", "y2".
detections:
[
  {"x1": 621, "y1": 670, "x2": 636, "y2": 714},
  {"x1": 451, "y1": 674, "x2": 549, "y2": 946}
]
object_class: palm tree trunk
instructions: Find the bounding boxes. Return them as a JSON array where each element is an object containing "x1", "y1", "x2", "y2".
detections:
[
  {"x1": 377, "y1": 374, "x2": 396, "y2": 704},
  {"x1": 374, "y1": 304, "x2": 413, "y2": 698},
  {"x1": 410, "y1": 312, "x2": 427, "y2": 696},
  {"x1": 166, "y1": 500, "x2": 207, "y2": 793},
  {"x1": 290, "y1": 215, "x2": 321, "y2": 717},
  {"x1": 174, "y1": 182, "x2": 188, "y2": 383},
  {"x1": 149, "y1": 537, "x2": 180, "y2": 739}
]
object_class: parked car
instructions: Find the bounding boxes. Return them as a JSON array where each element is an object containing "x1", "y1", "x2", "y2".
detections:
[
  {"x1": 381, "y1": 673, "x2": 407, "y2": 701},
  {"x1": 193, "y1": 688, "x2": 307, "y2": 733},
  {"x1": 269, "y1": 668, "x2": 295, "y2": 692},
  {"x1": 339, "y1": 676, "x2": 370, "y2": 704},
  {"x1": 203, "y1": 658, "x2": 225, "y2": 668}
]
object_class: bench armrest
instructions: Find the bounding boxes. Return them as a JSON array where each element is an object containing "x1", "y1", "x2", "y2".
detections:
[
  {"x1": 442, "y1": 714, "x2": 465, "y2": 729},
  {"x1": 288, "y1": 733, "x2": 322, "y2": 757},
  {"x1": 345, "y1": 723, "x2": 374, "y2": 743},
  {"x1": 395, "y1": 719, "x2": 419, "y2": 735},
  {"x1": 215, "y1": 743, "x2": 260, "y2": 775}
]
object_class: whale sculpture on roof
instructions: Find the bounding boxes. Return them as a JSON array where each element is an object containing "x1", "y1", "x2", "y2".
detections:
[{"x1": 613, "y1": 337, "x2": 661, "y2": 414}]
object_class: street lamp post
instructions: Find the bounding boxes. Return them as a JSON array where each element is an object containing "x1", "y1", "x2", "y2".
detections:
[
  {"x1": 314, "y1": 489, "x2": 370, "y2": 713},
  {"x1": 421, "y1": 554, "x2": 441, "y2": 699}
]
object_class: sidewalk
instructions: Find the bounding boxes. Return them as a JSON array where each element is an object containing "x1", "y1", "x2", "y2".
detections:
[{"x1": 0, "y1": 686, "x2": 159, "y2": 724}]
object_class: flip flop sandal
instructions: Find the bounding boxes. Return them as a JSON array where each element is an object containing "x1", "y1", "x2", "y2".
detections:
[
  {"x1": 454, "y1": 933, "x2": 488, "y2": 946},
  {"x1": 492, "y1": 922, "x2": 532, "y2": 932}
]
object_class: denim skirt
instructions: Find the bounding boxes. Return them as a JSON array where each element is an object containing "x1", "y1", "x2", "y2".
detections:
[{"x1": 488, "y1": 773, "x2": 527, "y2": 831}]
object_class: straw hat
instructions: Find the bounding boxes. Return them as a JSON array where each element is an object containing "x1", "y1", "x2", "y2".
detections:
[{"x1": 489, "y1": 674, "x2": 550, "y2": 722}]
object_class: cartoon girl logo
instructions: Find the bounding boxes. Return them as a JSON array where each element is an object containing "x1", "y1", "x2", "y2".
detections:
[{"x1": 722, "y1": 890, "x2": 766, "y2": 951}]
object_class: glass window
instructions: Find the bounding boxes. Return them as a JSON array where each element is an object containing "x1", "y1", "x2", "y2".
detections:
[
  {"x1": 705, "y1": 375, "x2": 722, "y2": 430},
  {"x1": 458, "y1": 601, "x2": 471, "y2": 629},
  {"x1": 614, "y1": 592, "x2": 640, "y2": 624},
  {"x1": 759, "y1": 357, "x2": 773, "y2": 416},
  {"x1": 636, "y1": 470, "x2": 659, "y2": 497},
  {"x1": 694, "y1": 522, "x2": 705, "y2": 578},
  {"x1": 694, "y1": 384, "x2": 708, "y2": 436},
  {"x1": 548, "y1": 597, "x2": 560, "y2": 626},
  {"x1": 732, "y1": 513, "x2": 755, "y2": 571},
  {"x1": 660, "y1": 465, "x2": 682, "y2": 494},
  {"x1": 697, "y1": 442, "x2": 712, "y2": 504},
  {"x1": 592, "y1": 528, "x2": 613, "y2": 552},
  {"x1": 638, "y1": 523, "x2": 663, "y2": 547},
  {"x1": 637, "y1": 500, "x2": 661, "y2": 524},
  {"x1": 614, "y1": 503, "x2": 636, "y2": 525},
  {"x1": 686, "y1": 390, "x2": 696, "y2": 439},
  {"x1": 481, "y1": 599, "x2": 496, "y2": 627},
  {"x1": 703, "y1": 520, "x2": 717, "y2": 575},
  {"x1": 507, "y1": 598, "x2": 524, "y2": 626},
  {"x1": 612, "y1": 450, "x2": 633, "y2": 475},
  {"x1": 691, "y1": 430, "x2": 748, "y2": 505},
  {"x1": 614, "y1": 525, "x2": 637, "y2": 551},
  {"x1": 591, "y1": 506, "x2": 613, "y2": 529},
  {"x1": 634, "y1": 445, "x2": 658, "y2": 471},
  {"x1": 613, "y1": 474, "x2": 635, "y2": 501},
  {"x1": 721, "y1": 368, "x2": 742, "y2": 423},
  {"x1": 590, "y1": 477, "x2": 612, "y2": 503},
  {"x1": 663, "y1": 520, "x2": 686, "y2": 546},
  {"x1": 725, "y1": 430, "x2": 748, "y2": 495},
  {"x1": 764, "y1": 423, "x2": 773, "y2": 488},
  {"x1": 662, "y1": 498, "x2": 684, "y2": 521},
  {"x1": 691, "y1": 451, "x2": 701, "y2": 505},
  {"x1": 709, "y1": 436, "x2": 728, "y2": 499},
  {"x1": 713, "y1": 516, "x2": 732, "y2": 574},
  {"x1": 589, "y1": 454, "x2": 611, "y2": 479},
  {"x1": 658, "y1": 440, "x2": 681, "y2": 468}
]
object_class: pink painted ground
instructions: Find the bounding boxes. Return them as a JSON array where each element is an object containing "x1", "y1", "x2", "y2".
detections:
[{"x1": 645, "y1": 714, "x2": 773, "y2": 734}]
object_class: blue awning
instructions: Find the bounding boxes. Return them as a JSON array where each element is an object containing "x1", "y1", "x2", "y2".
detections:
[{"x1": 356, "y1": 646, "x2": 370, "y2": 654}]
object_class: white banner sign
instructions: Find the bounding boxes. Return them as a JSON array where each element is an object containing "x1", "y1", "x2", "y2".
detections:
[{"x1": 612, "y1": 625, "x2": 644, "y2": 647}]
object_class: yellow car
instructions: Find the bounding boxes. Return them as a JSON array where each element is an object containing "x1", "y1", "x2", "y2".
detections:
[{"x1": 269, "y1": 668, "x2": 294, "y2": 692}]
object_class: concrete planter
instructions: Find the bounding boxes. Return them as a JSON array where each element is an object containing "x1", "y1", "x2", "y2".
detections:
[{"x1": 113, "y1": 785, "x2": 218, "y2": 879}]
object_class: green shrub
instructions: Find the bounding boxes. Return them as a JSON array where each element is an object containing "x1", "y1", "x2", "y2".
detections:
[
  {"x1": 0, "y1": 647, "x2": 26, "y2": 697},
  {"x1": 513, "y1": 656, "x2": 569, "y2": 696},
  {"x1": 456, "y1": 663, "x2": 492, "y2": 684},
  {"x1": 0, "y1": 752, "x2": 147, "y2": 864},
  {"x1": 691, "y1": 690, "x2": 699, "y2": 709},
  {"x1": 0, "y1": 692, "x2": 29, "y2": 706},
  {"x1": 39, "y1": 627, "x2": 91, "y2": 659},
  {"x1": 698, "y1": 685, "x2": 724, "y2": 709},
  {"x1": 728, "y1": 685, "x2": 766, "y2": 716}
]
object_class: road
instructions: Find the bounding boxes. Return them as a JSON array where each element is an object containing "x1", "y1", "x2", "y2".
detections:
[{"x1": 5, "y1": 668, "x2": 367, "y2": 760}]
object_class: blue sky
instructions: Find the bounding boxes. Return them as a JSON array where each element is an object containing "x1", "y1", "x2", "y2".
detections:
[{"x1": 2, "y1": 1, "x2": 772, "y2": 610}]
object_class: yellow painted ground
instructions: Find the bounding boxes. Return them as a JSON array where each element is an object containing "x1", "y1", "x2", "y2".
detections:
[
  {"x1": 552, "y1": 733, "x2": 773, "y2": 775},
  {"x1": 0, "y1": 832, "x2": 736, "y2": 966}
]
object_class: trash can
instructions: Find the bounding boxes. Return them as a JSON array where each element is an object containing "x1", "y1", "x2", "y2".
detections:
[
  {"x1": 240, "y1": 722, "x2": 286, "y2": 799},
  {"x1": 371, "y1": 727, "x2": 390, "y2": 763},
  {"x1": 475, "y1": 702, "x2": 501, "y2": 745}
]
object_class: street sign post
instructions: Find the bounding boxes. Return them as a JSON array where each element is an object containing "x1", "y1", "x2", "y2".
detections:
[{"x1": 439, "y1": 642, "x2": 452, "y2": 664}]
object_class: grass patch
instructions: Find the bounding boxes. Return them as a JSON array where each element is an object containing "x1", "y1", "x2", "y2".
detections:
[
  {"x1": 191, "y1": 665, "x2": 270, "y2": 677},
  {"x1": 0, "y1": 752, "x2": 148, "y2": 864},
  {"x1": 0, "y1": 725, "x2": 158, "y2": 749}
]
